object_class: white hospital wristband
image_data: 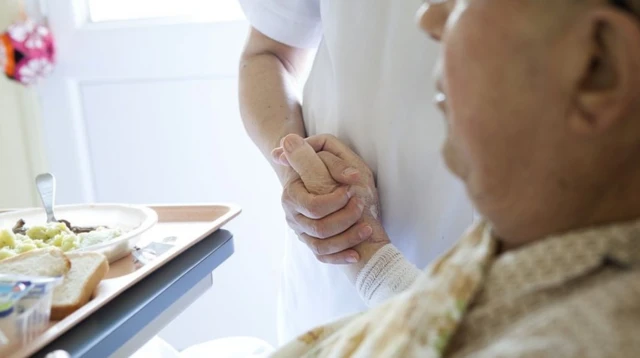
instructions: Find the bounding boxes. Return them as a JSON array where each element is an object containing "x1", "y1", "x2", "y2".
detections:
[{"x1": 354, "y1": 244, "x2": 421, "y2": 307}]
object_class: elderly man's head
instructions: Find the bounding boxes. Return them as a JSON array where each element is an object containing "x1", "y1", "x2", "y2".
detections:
[{"x1": 420, "y1": 0, "x2": 640, "y2": 248}]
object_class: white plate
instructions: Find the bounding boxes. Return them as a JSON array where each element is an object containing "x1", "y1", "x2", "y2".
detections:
[{"x1": 0, "y1": 204, "x2": 158, "y2": 263}]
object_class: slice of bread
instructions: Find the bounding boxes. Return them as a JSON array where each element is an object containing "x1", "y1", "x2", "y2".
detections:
[
  {"x1": 0, "y1": 247, "x2": 70, "y2": 277},
  {"x1": 51, "y1": 251, "x2": 109, "y2": 320}
]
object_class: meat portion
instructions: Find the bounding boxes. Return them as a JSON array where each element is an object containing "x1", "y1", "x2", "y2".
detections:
[
  {"x1": 11, "y1": 219, "x2": 100, "y2": 235},
  {"x1": 59, "y1": 220, "x2": 98, "y2": 234},
  {"x1": 12, "y1": 219, "x2": 26, "y2": 235}
]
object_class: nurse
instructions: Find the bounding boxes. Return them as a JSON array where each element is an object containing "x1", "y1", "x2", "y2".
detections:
[{"x1": 238, "y1": 0, "x2": 474, "y2": 343}]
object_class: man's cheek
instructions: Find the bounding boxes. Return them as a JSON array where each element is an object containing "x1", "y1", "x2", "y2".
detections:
[
  {"x1": 441, "y1": 128, "x2": 472, "y2": 180},
  {"x1": 441, "y1": 140, "x2": 459, "y2": 175}
]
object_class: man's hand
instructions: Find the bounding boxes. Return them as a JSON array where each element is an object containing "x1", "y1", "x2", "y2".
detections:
[{"x1": 278, "y1": 135, "x2": 373, "y2": 264}]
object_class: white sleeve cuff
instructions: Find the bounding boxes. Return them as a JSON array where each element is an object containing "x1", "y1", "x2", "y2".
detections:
[
  {"x1": 239, "y1": 0, "x2": 323, "y2": 49},
  {"x1": 355, "y1": 244, "x2": 422, "y2": 307}
]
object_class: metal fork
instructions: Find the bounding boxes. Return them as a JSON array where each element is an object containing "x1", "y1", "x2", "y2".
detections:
[{"x1": 35, "y1": 173, "x2": 58, "y2": 223}]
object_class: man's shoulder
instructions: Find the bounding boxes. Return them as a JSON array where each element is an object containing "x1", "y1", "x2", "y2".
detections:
[
  {"x1": 462, "y1": 268, "x2": 640, "y2": 358},
  {"x1": 505, "y1": 268, "x2": 640, "y2": 357}
]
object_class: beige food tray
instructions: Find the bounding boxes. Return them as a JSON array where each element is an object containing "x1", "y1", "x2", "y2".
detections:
[{"x1": 4, "y1": 204, "x2": 241, "y2": 358}]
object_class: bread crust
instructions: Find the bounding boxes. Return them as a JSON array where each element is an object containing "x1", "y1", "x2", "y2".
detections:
[
  {"x1": 51, "y1": 253, "x2": 109, "y2": 320},
  {"x1": 0, "y1": 247, "x2": 71, "y2": 276},
  {"x1": 0, "y1": 248, "x2": 109, "y2": 321}
]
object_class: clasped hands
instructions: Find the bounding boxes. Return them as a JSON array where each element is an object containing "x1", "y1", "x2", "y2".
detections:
[{"x1": 272, "y1": 134, "x2": 390, "y2": 265}]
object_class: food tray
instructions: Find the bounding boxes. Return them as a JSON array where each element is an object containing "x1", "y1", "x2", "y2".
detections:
[{"x1": 2, "y1": 204, "x2": 241, "y2": 358}]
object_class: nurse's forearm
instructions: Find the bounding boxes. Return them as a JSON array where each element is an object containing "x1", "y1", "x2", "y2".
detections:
[{"x1": 239, "y1": 29, "x2": 310, "y2": 184}]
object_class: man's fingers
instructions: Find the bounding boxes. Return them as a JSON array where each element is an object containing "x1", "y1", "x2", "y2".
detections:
[
  {"x1": 282, "y1": 179, "x2": 351, "y2": 219},
  {"x1": 272, "y1": 148, "x2": 361, "y2": 185},
  {"x1": 279, "y1": 152, "x2": 289, "y2": 166},
  {"x1": 317, "y1": 151, "x2": 361, "y2": 185},
  {"x1": 274, "y1": 134, "x2": 362, "y2": 163},
  {"x1": 271, "y1": 147, "x2": 288, "y2": 166},
  {"x1": 294, "y1": 197, "x2": 364, "y2": 238},
  {"x1": 298, "y1": 222, "x2": 372, "y2": 257},
  {"x1": 303, "y1": 134, "x2": 359, "y2": 162},
  {"x1": 282, "y1": 134, "x2": 335, "y2": 194}
]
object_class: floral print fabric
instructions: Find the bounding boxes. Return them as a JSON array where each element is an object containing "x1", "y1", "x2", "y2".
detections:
[{"x1": 272, "y1": 222, "x2": 497, "y2": 358}]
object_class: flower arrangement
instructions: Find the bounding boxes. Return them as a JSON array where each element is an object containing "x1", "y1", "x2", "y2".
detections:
[{"x1": 1, "y1": 18, "x2": 55, "y2": 86}]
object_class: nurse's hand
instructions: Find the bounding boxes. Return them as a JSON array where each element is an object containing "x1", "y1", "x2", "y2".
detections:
[{"x1": 273, "y1": 134, "x2": 387, "y2": 265}]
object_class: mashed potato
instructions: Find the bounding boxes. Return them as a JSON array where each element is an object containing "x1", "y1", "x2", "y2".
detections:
[{"x1": 0, "y1": 222, "x2": 122, "y2": 260}]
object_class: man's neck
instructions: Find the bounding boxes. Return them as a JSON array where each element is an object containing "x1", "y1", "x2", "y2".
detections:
[{"x1": 499, "y1": 167, "x2": 640, "y2": 253}]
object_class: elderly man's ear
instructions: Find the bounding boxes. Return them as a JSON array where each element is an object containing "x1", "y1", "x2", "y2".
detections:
[{"x1": 567, "y1": 8, "x2": 640, "y2": 135}]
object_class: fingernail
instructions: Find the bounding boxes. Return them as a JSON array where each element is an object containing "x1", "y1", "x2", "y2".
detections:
[
  {"x1": 347, "y1": 255, "x2": 359, "y2": 263},
  {"x1": 279, "y1": 153, "x2": 289, "y2": 166},
  {"x1": 359, "y1": 225, "x2": 373, "y2": 239},
  {"x1": 271, "y1": 149, "x2": 282, "y2": 162},
  {"x1": 342, "y1": 167, "x2": 358, "y2": 177},
  {"x1": 283, "y1": 135, "x2": 303, "y2": 153}
]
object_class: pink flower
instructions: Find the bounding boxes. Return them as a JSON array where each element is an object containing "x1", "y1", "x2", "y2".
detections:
[
  {"x1": 8, "y1": 19, "x2": 51, "y2": 50},
  {"x1": 16, "y1": 57, "x2": 54, "y2": 85},
  {"x1": 3, "y1": 19, "x2": 55, "y2": 85}
]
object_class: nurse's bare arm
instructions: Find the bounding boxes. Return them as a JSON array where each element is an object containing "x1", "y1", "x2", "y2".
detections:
[
  {"x1": 239, "y1": 28, "x2": 309, "y2": 184},
  {"x1": 275, "y1": 134, "x2": 422, "y2": 305},
  {"x1": 239, "y1": 29, "x2": 370, "y2": 262}
]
